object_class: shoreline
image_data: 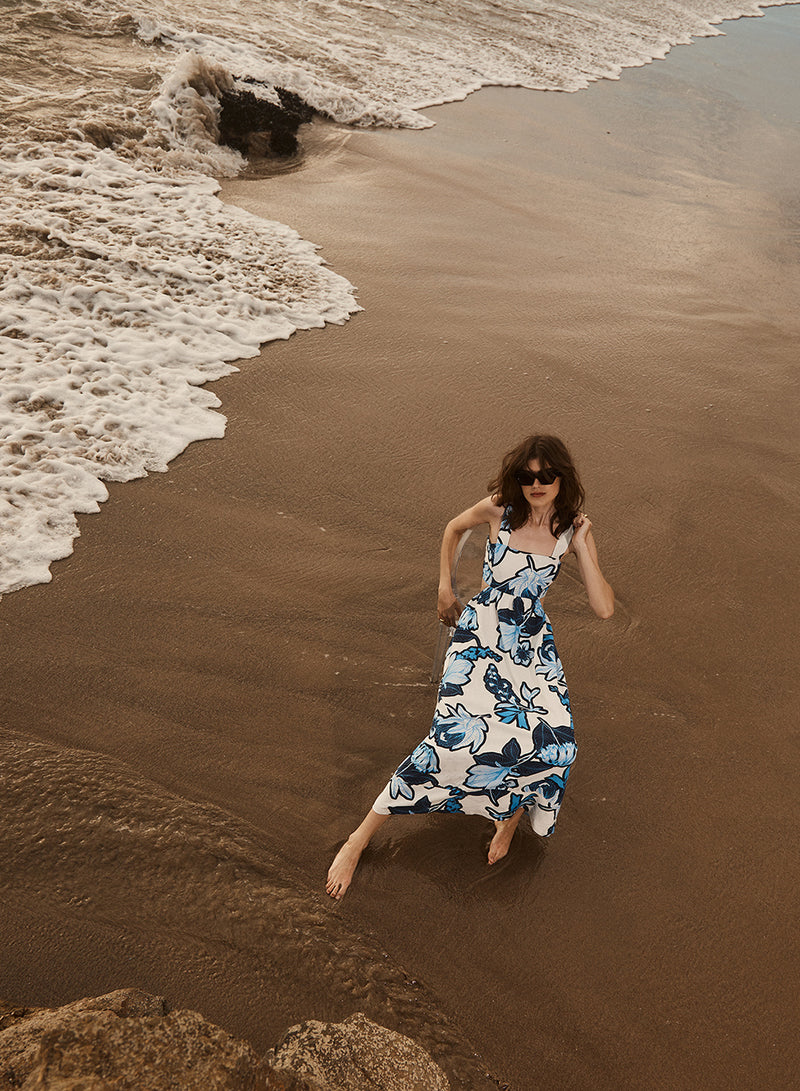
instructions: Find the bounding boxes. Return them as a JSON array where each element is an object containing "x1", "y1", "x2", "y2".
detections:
[
  {"x1": 3, "y1": 7, "x2": 800, "y2": 1089},
  {"x1": 3, "y1": 3, "x2": 797, "y2": 602}
]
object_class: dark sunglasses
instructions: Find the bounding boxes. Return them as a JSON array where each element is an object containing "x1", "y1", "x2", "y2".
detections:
[{"x1": 515, "y1": 467, "x2": 560, "y2": 487}]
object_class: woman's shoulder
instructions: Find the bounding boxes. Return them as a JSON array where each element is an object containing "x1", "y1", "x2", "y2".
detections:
[
  {"x1": 449, "y1": 494, "x2": 503, "y2": 531},
  {"x1": 460, "y1": 494, "x2": 504, "y2": 518},
  {"x1": 483, "y1": 495, "x2": 506, "y2": 539}
]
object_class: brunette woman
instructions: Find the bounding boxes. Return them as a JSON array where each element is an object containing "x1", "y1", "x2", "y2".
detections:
[{"x1": 327, "y1": 434, "x2": 613, "y2": 900}]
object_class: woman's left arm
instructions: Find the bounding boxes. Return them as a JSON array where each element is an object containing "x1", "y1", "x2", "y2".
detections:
[{"x1": 571, "y1": 515, "x2": 615, "y2": 619}]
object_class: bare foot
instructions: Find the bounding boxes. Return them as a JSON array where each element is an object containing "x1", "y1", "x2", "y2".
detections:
[
  {"x1": 326, "y1": 837, "x2": 365, "y2": 900},
  {"x1": 487, "y1": 817, "x2": 519, "y2": 865}
]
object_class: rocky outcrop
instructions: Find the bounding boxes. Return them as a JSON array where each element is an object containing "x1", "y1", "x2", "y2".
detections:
[
  {"x1": 0, "y1": 990, "x2": 275, "y2": 1091},
  {"x1": 0, "y1": 991, "x2": 450, "y2": 1091},
  {"x1": 270, "y1": 1012, "x2": 450, "y2": 1091}
]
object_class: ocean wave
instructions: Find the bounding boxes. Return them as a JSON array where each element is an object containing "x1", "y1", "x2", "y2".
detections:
[
  {"x1": 132, "y1": 0, "x2": 790, "y2": 119},
  {"x1": 0, "y1": 60, "x2": 358, "y2": 593},
  {"x1": 0, "y1": 46, "x2": 358, "y2": 597}
]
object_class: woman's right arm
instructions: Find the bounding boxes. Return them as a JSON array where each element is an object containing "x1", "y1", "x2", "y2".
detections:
[{"x1": 437, "y1": 496, "x2": 503, "y2": 626}]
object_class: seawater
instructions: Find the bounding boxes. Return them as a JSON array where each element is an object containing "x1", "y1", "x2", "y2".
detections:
[{"x1": 0, "y1": 0, "x2": 791, "y2": 595}]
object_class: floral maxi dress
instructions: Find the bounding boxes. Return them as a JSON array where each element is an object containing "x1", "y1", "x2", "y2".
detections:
[{"x1": 373, "y1": 508, "x2": 577, "y2": 837}]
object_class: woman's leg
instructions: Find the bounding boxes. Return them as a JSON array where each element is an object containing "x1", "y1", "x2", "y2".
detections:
[
  {"x1": 326, "y1": 809, "x2": 390, "y2": 900},
  {"x1": 487, "y1": 806, "x2": 525, "y2": 865}
]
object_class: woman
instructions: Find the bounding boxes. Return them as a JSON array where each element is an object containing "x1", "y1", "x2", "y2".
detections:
[{"x1": 326, "y1": 434, "x2": 614, "y2": 900}]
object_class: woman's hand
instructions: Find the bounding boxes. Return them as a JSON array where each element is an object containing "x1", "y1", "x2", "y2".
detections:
[
  {"x1": 572, "y1": 511, "x2": 592, "y2": 552},
  {"x1": 437, "y1": 588, "x2": 462, "y2": 628}
]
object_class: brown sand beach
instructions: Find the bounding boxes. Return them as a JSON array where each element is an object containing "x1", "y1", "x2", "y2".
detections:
[{"x1": 2, "y1": 6, "x2": 800, "y2": 1089}]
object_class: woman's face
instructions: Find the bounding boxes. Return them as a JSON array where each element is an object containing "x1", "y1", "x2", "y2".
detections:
[{"x1": 519, "y1": 458, "x2": 561, "y2": 507}]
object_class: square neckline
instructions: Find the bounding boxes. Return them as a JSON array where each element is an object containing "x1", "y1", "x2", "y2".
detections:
[
  {"x1": 490, "y1": 506, "x2": 571, "y2": 561},
  {"x1": 504, "y1": 540, "x2": 560, "y2": 559}
]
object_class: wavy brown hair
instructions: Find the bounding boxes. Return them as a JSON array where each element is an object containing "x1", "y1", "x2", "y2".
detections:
[{"x1": 488, "y1": 434, "x2": 584, "y2": 537}]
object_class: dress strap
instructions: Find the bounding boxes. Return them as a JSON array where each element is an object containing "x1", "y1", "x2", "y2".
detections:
[
  {"x1": 553, "y1": 525, "x2": 574, "y2": 560},
  {"x1": 489, "y1": 506, "x2": 513, "y2": 564}
]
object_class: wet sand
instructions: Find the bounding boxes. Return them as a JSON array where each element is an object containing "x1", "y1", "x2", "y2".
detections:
[{"x1": 2, "y1": 7, "x2": 800, "y2": 1089}]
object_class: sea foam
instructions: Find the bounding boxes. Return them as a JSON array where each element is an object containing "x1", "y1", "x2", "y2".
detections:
[
  {"x1": 0, "y1": 55, "x2": 358, "y2": 594},
  {"x1": 133, "y1": 0, "x2": 789, "y2": 120}
]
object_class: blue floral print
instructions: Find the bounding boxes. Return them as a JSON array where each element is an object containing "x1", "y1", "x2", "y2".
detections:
[
  {"x1": 410, "y1": 742, "x2": 440, "y2": 773},
  {"x1": 373, "y1": 507, "x2": 576, "y2": 838},
  {"x1": 531, "y1": 719, "x2": 575, "y2": 759},
  {"x1": 455, "y1": 604, "x2": 479, "y2": 632},
  {"x1": 388, "y1": 743, "x2": 440, "y2": 799},
  {"x1": 437, "y1": 655, "x2": 475, "y2": 697},
  {"x1": 497, "y1": 597, "x2": 532, "y2": 655},
  {"x1": 493, "y1": 680, "x2": 549, "y2": 731},
  {"x1": 503, "y1": 557, "x2": 557, "y2": 599},
  {"x1": 484, "y1": 664, "x2": 514, "y2": 701},
  {"x1": 537, "y1": 741, "x2": 577, "y2": 766},
  {"x1": 536, "y1": 632, "x2": 565, "y2": 682},
  {"x1": 549, "y1": 683, "x2": 571, "y2": 711},
  {"x1": 455, "y1": 645, "x2": 502, "y2": 663},
  {"x1": 388, "y1": 773, "x2": 414, "y2": 800},
  {"x1": 432, "y1": 703, "x2": 489, "y2": 753}
]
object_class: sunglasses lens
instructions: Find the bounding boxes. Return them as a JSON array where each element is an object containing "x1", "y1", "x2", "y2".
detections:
[{"x1": 517, "y1": 468, "x2": 557, "y2": 486}]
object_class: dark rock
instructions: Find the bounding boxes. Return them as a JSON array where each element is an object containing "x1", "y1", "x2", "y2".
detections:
[{"x1": 218, "y1": 86, "x2": 316, "y2": 157}]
